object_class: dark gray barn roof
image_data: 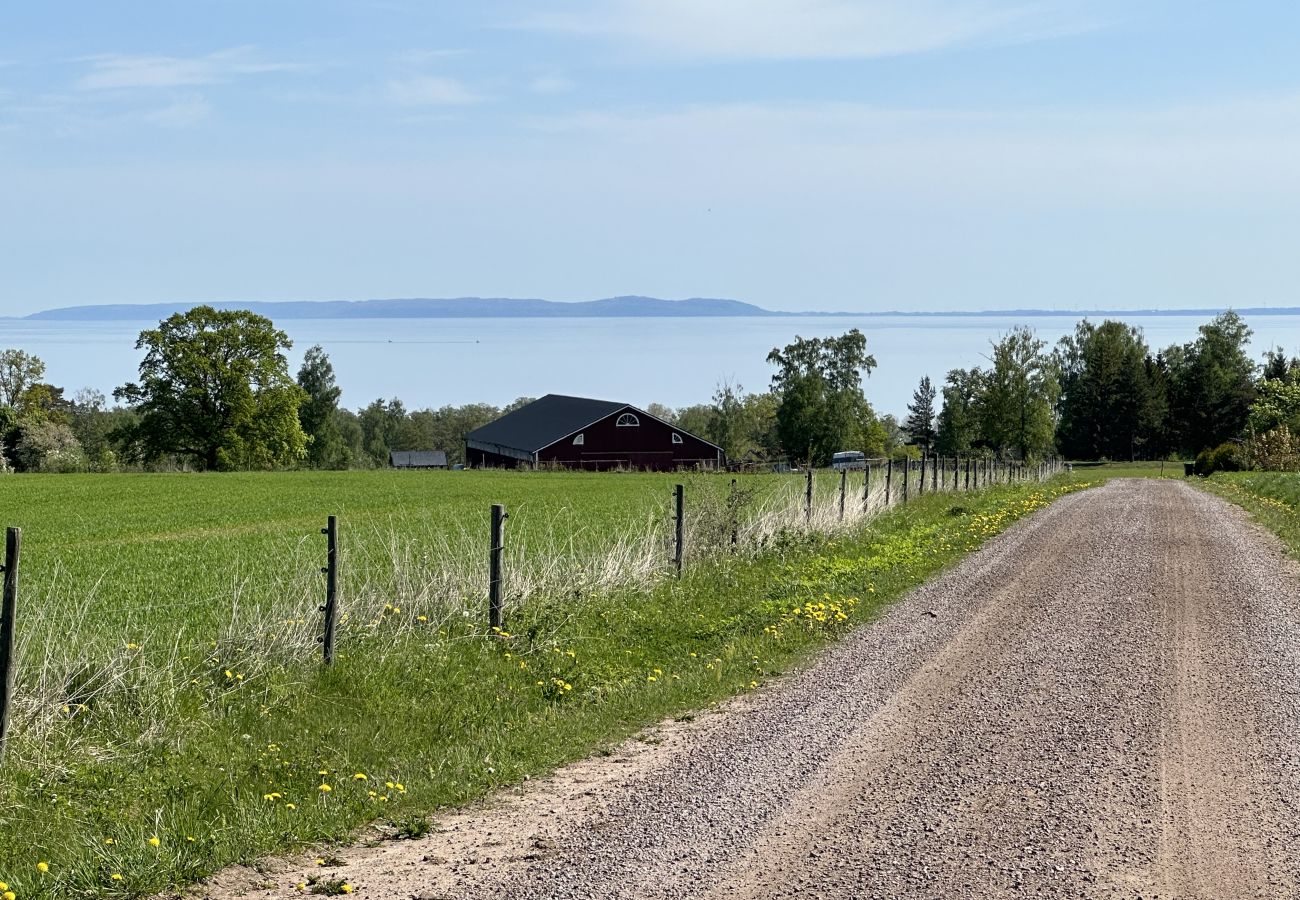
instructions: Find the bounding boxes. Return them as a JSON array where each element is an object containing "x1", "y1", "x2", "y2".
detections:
[
  {"x1": 389, "y1": 450, "x2": 448, "y2": 468},
  {"x1": 466, "y1": 394, "x2": 628, "y2": 453}
]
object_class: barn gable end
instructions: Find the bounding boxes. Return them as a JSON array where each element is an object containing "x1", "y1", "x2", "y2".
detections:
[{"x1": 465, "y1": 394, "x2": 723, "y2": 471}]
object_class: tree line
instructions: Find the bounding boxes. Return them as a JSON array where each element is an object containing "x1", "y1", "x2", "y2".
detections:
[{"x1": 0, "y1": 305, "x2": 1288, "y2": 473}]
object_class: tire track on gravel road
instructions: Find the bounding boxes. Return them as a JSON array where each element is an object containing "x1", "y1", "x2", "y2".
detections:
[{"x1": 203, "y1": 479, "x2": 1300, "y2": 900}]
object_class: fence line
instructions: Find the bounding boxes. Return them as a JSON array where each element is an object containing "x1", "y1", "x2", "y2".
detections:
[{"x1": 0, "y1": 458, "x2": 1064, "y2": 760}]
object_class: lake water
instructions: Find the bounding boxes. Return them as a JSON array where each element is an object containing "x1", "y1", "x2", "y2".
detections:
[{"x1": 4, "y1": 313, "x2": 1299, "y2": 418}]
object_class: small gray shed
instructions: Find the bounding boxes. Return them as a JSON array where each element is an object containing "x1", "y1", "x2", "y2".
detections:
[{"x1": 389, "y1": 450, "x2": 449, "y2": 469}]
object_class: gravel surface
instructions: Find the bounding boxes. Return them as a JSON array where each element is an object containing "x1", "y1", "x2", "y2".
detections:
[{"x1": 201, "y1": 479, "x2": 1300, "y2": 900}]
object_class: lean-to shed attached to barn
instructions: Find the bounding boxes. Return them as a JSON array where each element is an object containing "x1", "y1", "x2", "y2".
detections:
[{"x1": 389, "y1": 450, "x2": 449, "y2": 469}]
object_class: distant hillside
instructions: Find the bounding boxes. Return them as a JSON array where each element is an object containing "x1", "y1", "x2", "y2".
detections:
[
  {"x1": 23, "y1": 297, "x2": 1300, "y2": 322},
  {"x1": 24, "y1": 296, "x2": 791, "y2": 321}
]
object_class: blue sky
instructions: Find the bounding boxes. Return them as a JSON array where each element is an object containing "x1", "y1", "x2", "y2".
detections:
[{"x1": 4, "y1": 1, "x2": 1300, "y2": 315}]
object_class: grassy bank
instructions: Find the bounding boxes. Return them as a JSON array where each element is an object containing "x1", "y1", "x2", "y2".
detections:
[
  {"x1": 1197, "y1": 472, "x2": 1300, "y2": 556},
  {"x1": 0, "y1": 473, "x2": 1086, "y2": 898}
]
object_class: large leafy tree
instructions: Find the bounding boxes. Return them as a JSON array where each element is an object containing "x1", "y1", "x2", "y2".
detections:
[
  {"x1": 0, "y1": 349, "x2": 46, "y2": 410},
  {"x1": 903, "y1": 375, "x2": 937, "y2": 452},
  {"x1": 935, "y1": 367, "x2": 984, "y2": 457},
  {"x1": 1055, "y1": 320, "x2": 1158, "y2": 460},
  {"x1": 980, "y1": 327, "x2": 1059, "y2": 459},
  {"x1": 115, "y1": 306, "x2": 308, "y2": 470},
  {"x1": 767, "y1": 329, "x2": 879, "y2": 464}
]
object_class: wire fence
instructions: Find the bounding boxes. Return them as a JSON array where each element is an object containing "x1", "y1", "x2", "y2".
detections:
[{"x1": 0, "y1": 455, "x2": 1064, "y2": 761}]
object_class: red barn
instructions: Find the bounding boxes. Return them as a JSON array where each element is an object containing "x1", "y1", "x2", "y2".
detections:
[{"x1": 465, "y1": 394, "x2": 723, "y2": 471}]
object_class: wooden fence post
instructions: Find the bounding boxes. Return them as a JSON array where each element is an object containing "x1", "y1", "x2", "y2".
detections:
[
  {"x1": 0, "y1": 527, "x2": 20, "y2": 765},
  {"x1": 839, "y1": 469, "x2": 847, "y2": 521},
  {"x1": 903, "y1": 458, "x2": 910, "y2": 503},
  {"x1": 805, "y1": 467, "x2": 814, "y2": 523},
  {"x1": 862, "y1": 465, "x2": 871, "y2": 512},
  {"x1": 490, "y1": 504, "x2": 507, "y2": 625},
  {"x1": 673, "y1": 486, "x2": 684, "y2": 577},
  {"x1": 729, "y1": 478, "x2": 739, "y2": 549},
  {"x1": 919, "y1": 453, "x2": 927, "y2": 495},
  {"x1": 320, "y1": 516, "x2": 339, "y2": 665},
  {"x1": 885, "y1": 458, "x2": 893, "y2": 506}
]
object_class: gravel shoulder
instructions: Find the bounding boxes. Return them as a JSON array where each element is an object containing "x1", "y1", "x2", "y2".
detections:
[{"x1": 198, "y1": 479, "x2": 1300, "y2": 900}]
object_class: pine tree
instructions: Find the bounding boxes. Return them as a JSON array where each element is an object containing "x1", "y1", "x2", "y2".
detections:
[{"x1": 904, "y1": 375, "x2": 937, "y2": 452}]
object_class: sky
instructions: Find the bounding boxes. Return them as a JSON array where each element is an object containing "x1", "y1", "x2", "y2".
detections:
[{"x1": 4, "y1": 1, "x2": 1300, "y2": 316}]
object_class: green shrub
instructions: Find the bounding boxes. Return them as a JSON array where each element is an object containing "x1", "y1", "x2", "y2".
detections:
[{"x1": 1195, "y1": 442, "x2": 1245, "y2": 476}]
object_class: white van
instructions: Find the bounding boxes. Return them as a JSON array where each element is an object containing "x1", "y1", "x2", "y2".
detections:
[{"x1": 831, "y1": 450, "x2": 866, "y2": 471}]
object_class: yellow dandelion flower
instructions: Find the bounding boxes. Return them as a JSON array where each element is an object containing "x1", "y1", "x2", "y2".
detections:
[
  {"x1": 340, "y1": 885, "x2": 354, "y2": 894},
  {"x1": 353, "y1": 773, "x2": 367, "y2": 781},
  {"x1": 111, "y1": 874, "x2": 124, "y2": 882},
  {"x1": 148, "y1": 835, "x2": 161, "y2": 847},
  {"x1": 5, "y1": 890, "x2": 16, "y2": 900},
  {"x1": 37, "y1": 861, "x2": 49, "y2": 873},
  {"x1": 319, "y1": 784, "x2": 332, "y2": 792}
]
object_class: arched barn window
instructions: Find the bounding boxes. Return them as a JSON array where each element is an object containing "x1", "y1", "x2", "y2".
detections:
[
  {"x1": 573, "y1": 433, "x2": 585, "y2": 445},
  {"x1": 671, "y1": 433, "x2": 683, "y2": 444},
  {"x1": 616, "y1": 413, "x2": 640, "y2": 427}
]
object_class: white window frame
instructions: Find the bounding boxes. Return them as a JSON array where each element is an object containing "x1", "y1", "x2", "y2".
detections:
[
  {"x1": 616, "y1": 413, "x2": 640, "y2": 427},
  {"x1": 573, "y1": 433, "x2": 585, "y2": 445},
  {"x1": 671, "y1": 433, "x2": 683, "y2": 444}
]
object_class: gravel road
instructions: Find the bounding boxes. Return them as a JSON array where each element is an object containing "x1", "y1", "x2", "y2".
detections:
[{"x1": 210, "y1": 479, "x2": 1300, "y2": 900}]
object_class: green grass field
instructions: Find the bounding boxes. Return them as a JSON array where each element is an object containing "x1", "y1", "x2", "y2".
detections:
[
  {"x1": 1063, "y1": 460, "x2": 1189, "y2": 480},
  {"x1": 0, "y1": 467, "x2": 1085, "y2": 898}
]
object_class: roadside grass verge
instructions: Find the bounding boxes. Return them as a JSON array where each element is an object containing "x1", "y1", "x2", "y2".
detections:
[
  {"x1": 1197, "y1": 472, "x2": 1300, "y2": 556},
  {"x1": 0, "y1": 476, "x2": 1087, "y2": 899},
  {"x1": 1065, "y1": 460, "x2": 1188, "y2": 481}
]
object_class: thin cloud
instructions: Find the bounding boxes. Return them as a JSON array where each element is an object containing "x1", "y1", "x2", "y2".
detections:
[
  {"x1": 386, "y1": 75, "x2": 483, "y2": 106},
  {"x1": 391, "y1": 49, "x2": 472, "y2": 65},
  {"x1": 76, "y1": 47, "x2": 308, "y2": 90},
  {"x1": 138, "y1": 95, "x2": 212, "y2": 128},
  {"x1": 521, "y1": 96, "x2": 1300, "y2": 205},
  {"x1": 521, "y1": 0, "x2": 1101, "y2": 62},
  {"x1": 529, "y1": 74, "x2": 574, "y2": 94}
]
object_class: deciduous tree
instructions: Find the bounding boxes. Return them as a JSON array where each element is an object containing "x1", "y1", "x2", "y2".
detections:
[
  {"x1": 935, "y1": 368, "x2": 984, "y2": 457},
  {"x1": 115, "y1": 306, "x2": 308, "y2": 470},
  {"x1": 0, "y1": 349, "x2": 45, "y2": 410},
  {"x1": 767, "y1": 330, "x2": 879, "y2": 465},
  {"x1": 980, "y1": 327, "x2": 1059, "y2": 459}
]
